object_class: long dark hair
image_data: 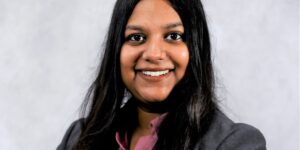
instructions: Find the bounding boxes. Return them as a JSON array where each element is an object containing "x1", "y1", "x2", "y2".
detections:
[{"x1": 74, "y1": 0, "x2": 217, "y2": 149}]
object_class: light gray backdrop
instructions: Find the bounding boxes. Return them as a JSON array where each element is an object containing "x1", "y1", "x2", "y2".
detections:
[{"x1": 0, "y1": 0, "x2": 298, "y2": 149}]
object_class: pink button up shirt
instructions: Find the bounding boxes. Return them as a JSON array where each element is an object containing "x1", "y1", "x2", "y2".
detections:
[{"x1": 115, "y1": 113, "x2": 167, "y2": 150}]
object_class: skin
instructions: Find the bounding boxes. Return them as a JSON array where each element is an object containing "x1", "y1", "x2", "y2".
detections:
[{"x1": 119, "y1": 0, "x2": 189, "y2": 149}]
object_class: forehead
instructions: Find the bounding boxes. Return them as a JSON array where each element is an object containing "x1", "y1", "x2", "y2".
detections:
[{"x1": 126, "y1": 0, "x2": 182, "y2": 27}]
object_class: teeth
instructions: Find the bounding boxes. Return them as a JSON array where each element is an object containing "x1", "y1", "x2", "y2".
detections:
[{"x1": 142, "y1": 70, "x2": 169, "y2": 76}]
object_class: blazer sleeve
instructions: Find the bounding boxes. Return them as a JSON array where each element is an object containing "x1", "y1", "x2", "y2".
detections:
[
  {"x1": 56, "y1": 119, "x2": 84, "y2": 150},
  {"x1": 216, "y1": 123, "x2": 266, "y2": 150}
]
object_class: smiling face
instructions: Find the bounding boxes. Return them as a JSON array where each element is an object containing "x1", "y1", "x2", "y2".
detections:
[{"x1": 120, "y1": 0, "x2": 189, "y2": 103}]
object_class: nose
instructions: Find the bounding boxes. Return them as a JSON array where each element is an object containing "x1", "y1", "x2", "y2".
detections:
[{"x1": 142, "y1": 37, "x2": 165, "y2": 63}]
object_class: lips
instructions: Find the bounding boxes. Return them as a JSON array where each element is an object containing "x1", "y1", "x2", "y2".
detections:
[
  {"x1": 142, "y1": 70, "x2": 169, "y2": 76},
  {"x1": 135, "y1": 68, "x2": 174, "y2": 78}
]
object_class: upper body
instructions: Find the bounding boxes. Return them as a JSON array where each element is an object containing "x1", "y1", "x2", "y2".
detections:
[
  {"x1": 57, "y1": 110, "x2": 266, "y2": 150},
  {"x1": 57, "y1": 0, "x2": 267, "y2": 149}
]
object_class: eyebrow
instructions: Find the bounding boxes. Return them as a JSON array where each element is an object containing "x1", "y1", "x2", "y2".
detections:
[
  {"x1": 164, "y1": 22, "x2": 183, "y2": 29},
  {"x1": 125, "y1": 22, "x2": 183, "y2": 31},
  {"x1": 126, "y1": 25, "x2": 143, "y2": 31}
]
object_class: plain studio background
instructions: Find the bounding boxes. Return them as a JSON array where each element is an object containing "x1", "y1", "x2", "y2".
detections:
[{"x1": 0, "y1": 0, "x2": 298, "y2": 149}]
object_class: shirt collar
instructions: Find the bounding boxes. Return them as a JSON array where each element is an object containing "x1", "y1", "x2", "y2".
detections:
[{"x1": 115, "y1": 113, "x2": 168, "y2": 150}]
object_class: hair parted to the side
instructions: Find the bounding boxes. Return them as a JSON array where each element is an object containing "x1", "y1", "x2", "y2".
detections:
[{"x1": 74, "y1": 0, "x2": 217, "y2": 149}]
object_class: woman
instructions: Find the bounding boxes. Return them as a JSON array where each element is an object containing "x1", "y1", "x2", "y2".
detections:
[{"x1": 57, "y1": 0, "x2": 266, "y2": 149}]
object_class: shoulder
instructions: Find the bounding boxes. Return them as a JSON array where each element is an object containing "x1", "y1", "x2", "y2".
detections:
[
  {"x1": 195, "y1": 111, "x2": 266, "y2": 150},
  {"x1": 56, "y1": 118, "x2": 85, "y2": 150}
]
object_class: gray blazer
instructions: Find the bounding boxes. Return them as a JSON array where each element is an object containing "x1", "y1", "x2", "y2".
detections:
[{"x1": 57, "y1": 111, "x2": 266, "y2": 150}]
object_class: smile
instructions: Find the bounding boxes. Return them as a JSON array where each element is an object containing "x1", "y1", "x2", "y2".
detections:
[{"x1": 142, "y1": 70, "x2": 169, "y2": 77}]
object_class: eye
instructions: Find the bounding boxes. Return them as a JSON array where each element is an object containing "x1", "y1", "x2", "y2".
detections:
[
  {"x1": 126, "y1": 34, "x2": 146, "y2": 44},
  {"x1": 165, "y1": 32, "x2": 183, "y2": 41}
]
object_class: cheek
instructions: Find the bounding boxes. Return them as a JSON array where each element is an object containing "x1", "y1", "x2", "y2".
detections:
[
  {"x1": 173, "y1": 46, "x2": 189, "y2": 78},
  {"x1": 120, "y1": 45, "x2": 140, "y2": 64},
  {"x1": 120, "y1": 46, "x2": 138, "y2": 84},
  {"x1": 180, "y1": 49, "x2": 190, "y2": 66},
  {"x1": 120, "y1": 46, "x2": 130, "y2": 69},
  {"x1": 120, "y1": 48, "x2": 130, "y2": 82}
]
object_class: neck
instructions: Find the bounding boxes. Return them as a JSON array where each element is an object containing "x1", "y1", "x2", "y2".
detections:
[
  {"x1": 136, "y1": 107, "x2": 161, "y2": 134},
  {"x1": 134, "y1": 99, "x2": 171, "y2": 114}
]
